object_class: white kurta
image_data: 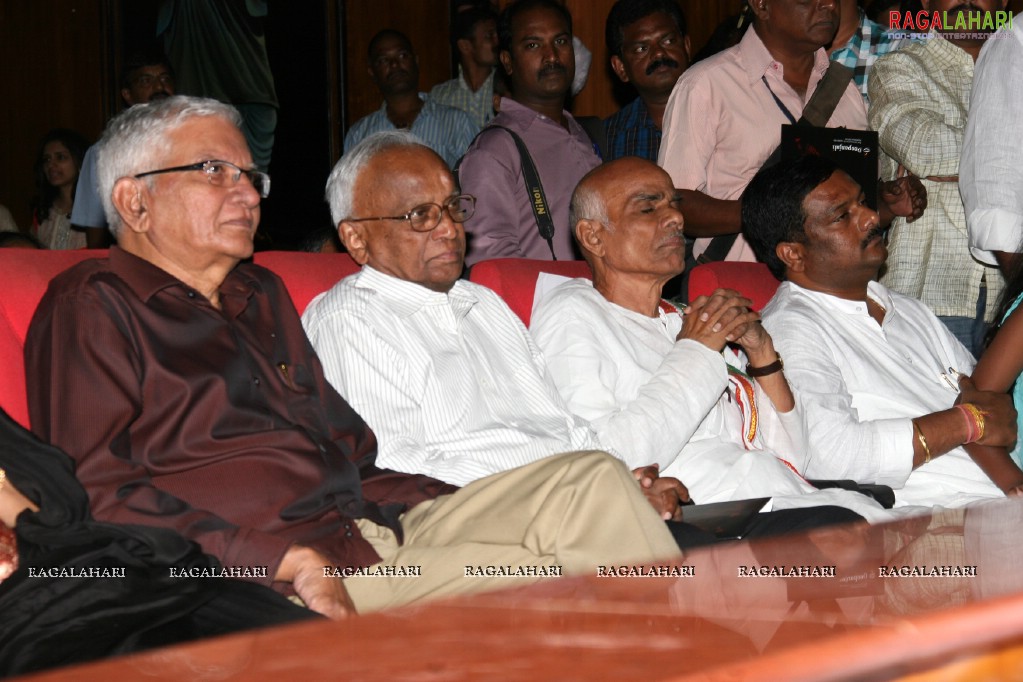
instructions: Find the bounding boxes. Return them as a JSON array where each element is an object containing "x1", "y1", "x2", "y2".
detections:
[
  {"x1": 531, "y1": 278, "x2": 889, "y2": 521},
  {"x1": 762, "y1": 280, "x2": 1004, "y2": 508}
]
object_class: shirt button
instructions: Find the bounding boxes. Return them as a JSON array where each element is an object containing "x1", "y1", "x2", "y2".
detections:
[
  {"x1": 345, "y1": 531, "x2": 354, "y2": 538},
  {"x1": 253, "y1": 377, "x2": 261, "y2": 386},
  {"x1": 187, "y1": 291, "x2": 196, "y2": 298},
  {"x1": 318, "y1": 444, "x2": 327, "y2": 453}
]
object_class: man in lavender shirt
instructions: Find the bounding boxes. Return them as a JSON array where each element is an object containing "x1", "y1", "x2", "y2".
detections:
[{"x1": 458, "y1": 0, "x2": 600, "y2": 266}]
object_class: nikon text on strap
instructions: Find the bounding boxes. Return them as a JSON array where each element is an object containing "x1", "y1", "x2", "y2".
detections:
[{"x1": 456, "y1": 125, "x2": 558, "y2": 260}]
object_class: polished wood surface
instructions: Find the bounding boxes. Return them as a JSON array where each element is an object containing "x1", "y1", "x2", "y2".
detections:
[{"x1": 14, "y1": 497, "x2": 1023, "y2": 681}]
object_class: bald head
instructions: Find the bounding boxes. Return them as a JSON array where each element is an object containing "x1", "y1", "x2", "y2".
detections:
[{"x1": 571, "y1": 157, "x2": 683, "y2": 271}]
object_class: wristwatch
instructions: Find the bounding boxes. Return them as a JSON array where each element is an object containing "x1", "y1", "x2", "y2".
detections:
[{"x1": 746, "y1": 353, "x2": 783, "y2": 377}]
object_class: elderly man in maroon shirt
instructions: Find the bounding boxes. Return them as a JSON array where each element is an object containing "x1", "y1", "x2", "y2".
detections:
[{"x1": 25, "y1": 96, "x2": 681, "y2": 618}]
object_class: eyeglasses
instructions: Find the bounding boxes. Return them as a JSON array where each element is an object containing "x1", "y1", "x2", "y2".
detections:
[
  {"x1": 135, "y1": 160, "x2": 271, "y2": 198},
  {"x1": 348, "y1": 194, "x2": 476, "y2": 232}
]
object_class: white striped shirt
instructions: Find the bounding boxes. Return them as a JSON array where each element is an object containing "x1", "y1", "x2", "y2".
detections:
[{"x1": 301, "y1": 266, "x2": 602, "y2": 486}]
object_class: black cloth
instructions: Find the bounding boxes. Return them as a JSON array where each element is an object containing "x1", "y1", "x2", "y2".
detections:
[
  {"x1": 666, "y1": 506, "x2": 863, "y2": 551},
  {"x1": 0, "y1": 408, "x2": 316, "y2": 676}
]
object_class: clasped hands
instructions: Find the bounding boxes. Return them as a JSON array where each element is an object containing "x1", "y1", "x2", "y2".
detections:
[
  {"x1": 633, "y1": 464, "x2": 689, "y2": 521},
  {"x1": 677, "y1": 288, "x2": 770, "y2": 355}
]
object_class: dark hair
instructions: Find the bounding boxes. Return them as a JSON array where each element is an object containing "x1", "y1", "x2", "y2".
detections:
[
  {"x1": 498, "y1": 0, "x2": 572, "y2": 54},
  {"x1": 605, "y1": 0, "x2": 686, "y2": 59},
  {"x1": 297, "y1": 226, "x2": 343, "y2": 254},
  {"x1": 120, "y1": 48, "x2": 173, "y2": 90},
  {"x1": 0, "y1": 231, "x2": 43, "y2": 249},
  {"x1": 30, "y1": 128, "x2": 89, "y2": 223},
  {"x1": 741, "y1": 155, "x2": 839, "y2": 280},
  {"x1": 368, "y1": 29, "x2": 413, "y2": 58},
  {"x1": 453, "y1": 6, "x2": 498, "y2": 46}
]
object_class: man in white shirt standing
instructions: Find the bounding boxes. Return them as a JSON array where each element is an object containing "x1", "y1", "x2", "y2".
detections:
[
  {"x1": 744, "y1": 154, "x2": 1022, "y2": 507},
  {"x1": 961, "y1": 11, "x2": 1023, "y2": 278}
]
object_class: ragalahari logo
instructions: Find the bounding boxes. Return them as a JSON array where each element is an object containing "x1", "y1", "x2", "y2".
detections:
[{"x1": 888, "y1": 9, "x2": 1012, "y2": 32}]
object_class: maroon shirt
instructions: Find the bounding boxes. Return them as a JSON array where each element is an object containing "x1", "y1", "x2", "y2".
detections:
[{"x1": 26, "y1": 248, "x2": 453, "y2": 588}]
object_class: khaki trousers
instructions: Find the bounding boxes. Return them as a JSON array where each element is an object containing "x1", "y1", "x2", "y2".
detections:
[{"x1": 346, "y1": 450, "x2": 681, "y2": 613}]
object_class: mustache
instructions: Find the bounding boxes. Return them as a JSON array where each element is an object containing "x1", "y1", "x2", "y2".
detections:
[
  {"x1": 646, "y1": 57, "x2": 680, "y2": 76},
  {"x1": 860, "y1": 226, "x2": 885, "y2": 249},
  {"x1": 537, "y1": 62, "x2": 566, "y2": 78},
  {"x1": 660, "y1": 229, "x2": 686, "y2": 244}
]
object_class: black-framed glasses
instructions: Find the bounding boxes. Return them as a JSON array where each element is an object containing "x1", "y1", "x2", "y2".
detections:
[
  {"x1": 348, "y1": 194, "x2": 476, "y2": 232},
  {"x1": 135, "y1": 160, "x2": 271, "y2": 198}
]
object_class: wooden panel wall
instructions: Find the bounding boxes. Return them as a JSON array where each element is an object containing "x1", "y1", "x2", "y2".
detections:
[
  {"x1": 0, "y1": 0, "x2": 109, "y2": 230},
  {"x1": 5, "y1": 1, "x2": 1021, "y2": 235},
  {"x1": 342, "y1": 0, "x2": 453, "y2": 131}
]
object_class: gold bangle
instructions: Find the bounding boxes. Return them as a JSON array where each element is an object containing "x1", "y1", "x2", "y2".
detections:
[
  {"x1": 912, "y1": 421, "x2": 932, "y2": 464},
  {"x1": 0, "y1": 467, "x2": 6, "y2": 494},
  {"x1": 961, "y1": 403, "x2": 987, "y2": 442}
]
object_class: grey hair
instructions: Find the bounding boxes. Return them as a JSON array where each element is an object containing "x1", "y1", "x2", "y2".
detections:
[
  {"x1": 96, "y1": 95, "x2": 243, "y2": 237},
  {"x1": 325, "y1": 130, "x2": 428, "y2": 225},
  {"x1": 569, "y1": 180, "x2": 612, "y2": 233}
]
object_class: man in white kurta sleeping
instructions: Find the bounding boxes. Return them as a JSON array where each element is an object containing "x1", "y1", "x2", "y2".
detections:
[{"x1": 531, "y1": 157, "x2": 888, "y2": 521}]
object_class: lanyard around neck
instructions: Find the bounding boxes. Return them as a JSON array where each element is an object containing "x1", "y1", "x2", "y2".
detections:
[{"x1": 761, "y1": 75, "x2": 798, "y2": 125}]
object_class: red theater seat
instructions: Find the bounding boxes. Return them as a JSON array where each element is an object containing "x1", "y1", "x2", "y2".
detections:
[
  {"x1": 0, "y1": 250, "x2": 358, "y2": 429},
  {"x1": 0, "y1": 250, "x2": 105, "y2": 429},
  {"x1": 252, "y1": 251, "x2": 359, "y2": 314},
  {"x1": 687, "y1": 261, "x2": 781, "y2": 311},
  {"x1": 469, "y1": 258, "x2": 592, "y2": 326}
]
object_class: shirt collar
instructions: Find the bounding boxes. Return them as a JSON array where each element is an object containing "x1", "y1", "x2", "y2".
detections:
[
  {"x1": 498, "y1": 98, "x2": 572, "y2": 130},
  {"x1": 108, "y1": 246, "x2": 259, "y2": 313},
  {"x1": 376, "y1": 93, "x2": 429, "y2": 115},
  {"x1": 458, "y1": 65, "x2": 495, "y2": 93},
  {"x1": 788, "y1": 279, "x2": 896, "y2": 321},
  {"x1": 740, "y1": 25, "x2": 831, "y2": 86},
  {"x1": 355, "y1": 265, "x2": 477, "y2": 320},
  {"x1": 831, "y1": 9, "x2": 870, "y2": 61}
]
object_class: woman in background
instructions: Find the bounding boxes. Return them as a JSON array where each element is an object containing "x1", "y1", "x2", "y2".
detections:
[{"x1": 30, "y1": 128, "x2": 88, "y2": 249}]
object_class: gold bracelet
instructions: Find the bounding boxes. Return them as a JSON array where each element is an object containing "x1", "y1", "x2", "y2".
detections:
[
  {"x1": 0, "y1": 467, "x2": 6, "y2": 493},
  {"x1": 961, "y1": 403, "x2": 987, "y2": 442},
  {"x1": 912, "y1": 421, "x2": 932, "y2": 464}
]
